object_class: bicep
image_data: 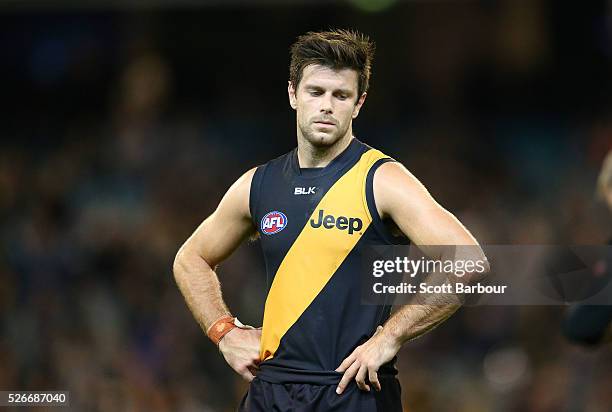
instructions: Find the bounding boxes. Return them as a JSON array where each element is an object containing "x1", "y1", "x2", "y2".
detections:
[
  {"x1": 179, "y1": 168, "x2": 257, "y2": 267},
  {"x1": 374, "y1": 162, "x2": 478, "y2": 247}
]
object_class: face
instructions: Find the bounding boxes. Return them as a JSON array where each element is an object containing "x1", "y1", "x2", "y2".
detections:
[{"x1": 288, "y1": 64, "x2": 366, "y2": 148}]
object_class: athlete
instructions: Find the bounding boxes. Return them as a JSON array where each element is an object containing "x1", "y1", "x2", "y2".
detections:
[
  {"x1": 562, "y1": 150, "x2": 612, "y2": 346},
  {"x1": 174, "y1": 29, "x2": 487, "y2": 411}
]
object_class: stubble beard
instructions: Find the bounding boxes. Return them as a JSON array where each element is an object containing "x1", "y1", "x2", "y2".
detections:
[{"x1": 298, "y1": 117, "x2": 350, "y2": 149}]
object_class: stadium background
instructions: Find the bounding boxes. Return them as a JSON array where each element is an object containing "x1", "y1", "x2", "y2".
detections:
[{"x1": 1, "y1": 0, "x2": 612, "y2": 410}]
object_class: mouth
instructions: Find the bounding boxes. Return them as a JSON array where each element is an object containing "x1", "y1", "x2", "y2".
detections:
[{"x1": 314, "y1": 121, "x2": 336, "y2": 126}]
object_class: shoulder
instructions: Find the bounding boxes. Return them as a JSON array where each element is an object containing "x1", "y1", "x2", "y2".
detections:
[
  {"x1": 217, "y1": 167, "x2": 258, "y2": 219},
  {"x1": 372, "y1": 161, "x2": 433, "y2": 218},
  {"x1": 233, "y1": 167, "x2": 258, "y2": 191},
  {"x1": 374, "y1": 161, "x2": 425, "y2": 191}
]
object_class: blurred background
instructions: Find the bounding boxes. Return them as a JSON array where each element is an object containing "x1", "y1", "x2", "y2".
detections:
[{"x1": 1, "y1": 0, "x2": 612, "y2": 411}]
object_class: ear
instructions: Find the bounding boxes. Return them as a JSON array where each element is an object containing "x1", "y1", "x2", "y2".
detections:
[
  {"x1": 288, "y1": 81, "x2": 297, "y2": 110},
  {"x1": 352, "y1": 92, "x2": 367, "y2": 119}
]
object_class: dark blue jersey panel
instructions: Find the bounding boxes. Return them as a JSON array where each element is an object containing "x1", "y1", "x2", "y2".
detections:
[{"x1": 250, "y1": 138, "x2": 406, "y2": 384}]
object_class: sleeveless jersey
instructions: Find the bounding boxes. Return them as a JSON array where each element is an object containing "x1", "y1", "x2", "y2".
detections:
[{"x1": 249, "y1": 137, "x2": 408, "y2": 384}]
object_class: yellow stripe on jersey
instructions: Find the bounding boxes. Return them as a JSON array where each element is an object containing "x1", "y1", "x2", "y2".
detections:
[{"x1": 259, "y1": 148, "x2": 390, "y2": 361}]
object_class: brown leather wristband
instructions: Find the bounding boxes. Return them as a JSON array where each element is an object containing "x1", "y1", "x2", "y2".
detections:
[{"x1": 207, "y1": 316, "x2": 237, "y2": 345}]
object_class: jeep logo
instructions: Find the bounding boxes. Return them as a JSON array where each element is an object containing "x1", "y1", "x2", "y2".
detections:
[{"x1": 310, "y1": 209, "x2": 363, "y2": 235}]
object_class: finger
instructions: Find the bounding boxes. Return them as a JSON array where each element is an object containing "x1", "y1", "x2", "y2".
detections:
[
  {"x1": 335, "y1": 350, "x2": 358, "y2": 372},
  {"x1": 240, "y1": 367, "x2": 255, "y2": 382},
  {"x1": 336, "y1": 361, "x2": 361, "y2": 395},
  {"x1": 247, "y1": 365, "x2": 259, "y2": 376},
  {"x1": 249, "y1": 358, "x2": 261, "y2": 370},
  {"x1": 368, "y1": 368, "x2": 381, "y2": 392},
  {"x1": 355, "y1": 364, "x2": 370, "y2": 392}
]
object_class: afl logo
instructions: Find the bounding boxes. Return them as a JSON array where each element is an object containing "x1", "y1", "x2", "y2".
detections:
[{"x1": 261, "y1": 211, "x2": 288, "y2": 235}]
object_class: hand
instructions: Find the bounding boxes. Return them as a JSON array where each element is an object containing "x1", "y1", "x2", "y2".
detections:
[
  {"x1": 335, "y1": 326, "x2": 401, "y2": 395},
  {"x1": 218, "y1": 327, "x2": 262, "y2": 382}
]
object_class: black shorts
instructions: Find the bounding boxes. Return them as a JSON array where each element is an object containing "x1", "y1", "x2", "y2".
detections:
[{"x1": 238, "y1": 376, "x2": 402, "y2": 412}]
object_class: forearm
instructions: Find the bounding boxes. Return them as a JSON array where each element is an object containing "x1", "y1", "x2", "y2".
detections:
[
  {"x1": 335, "y1": 299, "x2": 460, "y2": 394},
  {"x1": 382, "y1": 303, "x2": 460, "y2": 347},
  {"x1": 173, "y1": 249, "x2": 231, "y2": 332},
  {"x1": 380, "y1": 247, "x2": 486, "y2": 347}
]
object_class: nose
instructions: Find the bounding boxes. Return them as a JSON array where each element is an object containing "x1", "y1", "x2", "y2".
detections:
[{"x1": 320, "y1": 92, "x2": 333, "y2": 114}]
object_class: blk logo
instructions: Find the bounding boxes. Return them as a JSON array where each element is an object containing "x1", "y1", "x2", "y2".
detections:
[
  {"x1": 261, "y1": 211, "x2": 288, "y2": 235},
  {"x1": 310, "y1": 209, "x2": 363, "y2": 235},
  {"x1": 294, "y1": 187, "x2": 316, "y2": 195}
]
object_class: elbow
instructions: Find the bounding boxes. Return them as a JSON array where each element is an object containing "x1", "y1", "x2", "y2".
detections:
[
  {"x1": 474, "y1": 255, "x2": 490, "y2": 282},
  {"x1": 172, "y1": 241, "x2": 214, "y2": 283},
  {"x1": 480, "y1": 256, "x2": 491, "y2": 276},
  {"x1": 173, "y1": 246, "x2": 186, "y2": 282},
  {"x1": 462, "y1": 254, "x2": 490, "y2": 284},
  {"x1": 173, "y1": 242, "x2": 194, "y2": 282}
]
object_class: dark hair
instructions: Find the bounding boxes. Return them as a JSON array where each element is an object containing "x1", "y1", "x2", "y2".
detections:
[{"x1": 289, "y1": 29, "x2": 376, "y2": 99}]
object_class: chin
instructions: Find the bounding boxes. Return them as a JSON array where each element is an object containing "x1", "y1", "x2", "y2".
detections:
[{"x1": 306, "y1": 132, "x2": 342, "y2": 147}]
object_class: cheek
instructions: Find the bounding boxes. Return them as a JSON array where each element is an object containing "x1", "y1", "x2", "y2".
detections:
[
  {"x1": 343, "y1": 105, "x2": 358, "y2": 121},
  {"x1": 297, "y1": 106, "x2": 311, "y2": 125}
]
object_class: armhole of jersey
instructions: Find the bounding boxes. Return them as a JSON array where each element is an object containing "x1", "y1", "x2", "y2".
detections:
[
  {"x1": 365, "y1": 158, "x2": 407, "y2": 245},
  {"x1": 249, "y1": 165, "x2": 266, "y2": 228}
]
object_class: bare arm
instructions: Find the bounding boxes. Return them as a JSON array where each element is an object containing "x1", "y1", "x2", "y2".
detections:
[
  {"x1": 374, "y1": 161, "x2": 486, "y2": 345},
  {"x1": 173, "y1": 167, "x2": 261, "y2": 381},
  {"x1": 336, "y1": 161, "x2": 487, "y2": 394}
]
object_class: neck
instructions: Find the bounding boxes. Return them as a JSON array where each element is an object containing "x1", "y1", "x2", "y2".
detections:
[{"x1": 296, "y1": 132, "x2": 354, "y2": 168}]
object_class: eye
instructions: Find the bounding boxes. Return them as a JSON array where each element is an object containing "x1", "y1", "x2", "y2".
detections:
[
  {"x1": 309, "y1": 90, "x2": 323, "y2": 96},
  {"x1": 334, "y1": 91, "x2": 350, "y2": 100}
]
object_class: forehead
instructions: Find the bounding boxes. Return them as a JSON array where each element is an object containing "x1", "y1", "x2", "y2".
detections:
[{"x1": 299, "y1": 64, "x2": 359, "y2": 91}]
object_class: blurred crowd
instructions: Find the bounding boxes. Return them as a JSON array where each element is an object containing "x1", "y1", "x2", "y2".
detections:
[{"x1": 1, "y1": 1, "x2": 612, "y2": 411}]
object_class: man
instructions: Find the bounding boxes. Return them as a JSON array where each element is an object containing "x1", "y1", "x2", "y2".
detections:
[
  {"x1": 174, "y1": 29, "x2": 486, "y2": 411},
  {"x1": 562, "y1": 150, "x2": 612, "y2": 346}
]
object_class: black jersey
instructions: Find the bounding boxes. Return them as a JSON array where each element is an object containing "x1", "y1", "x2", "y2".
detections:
[{"x1": 249, "y1": 137, "x2": 408, "y2": 384}]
